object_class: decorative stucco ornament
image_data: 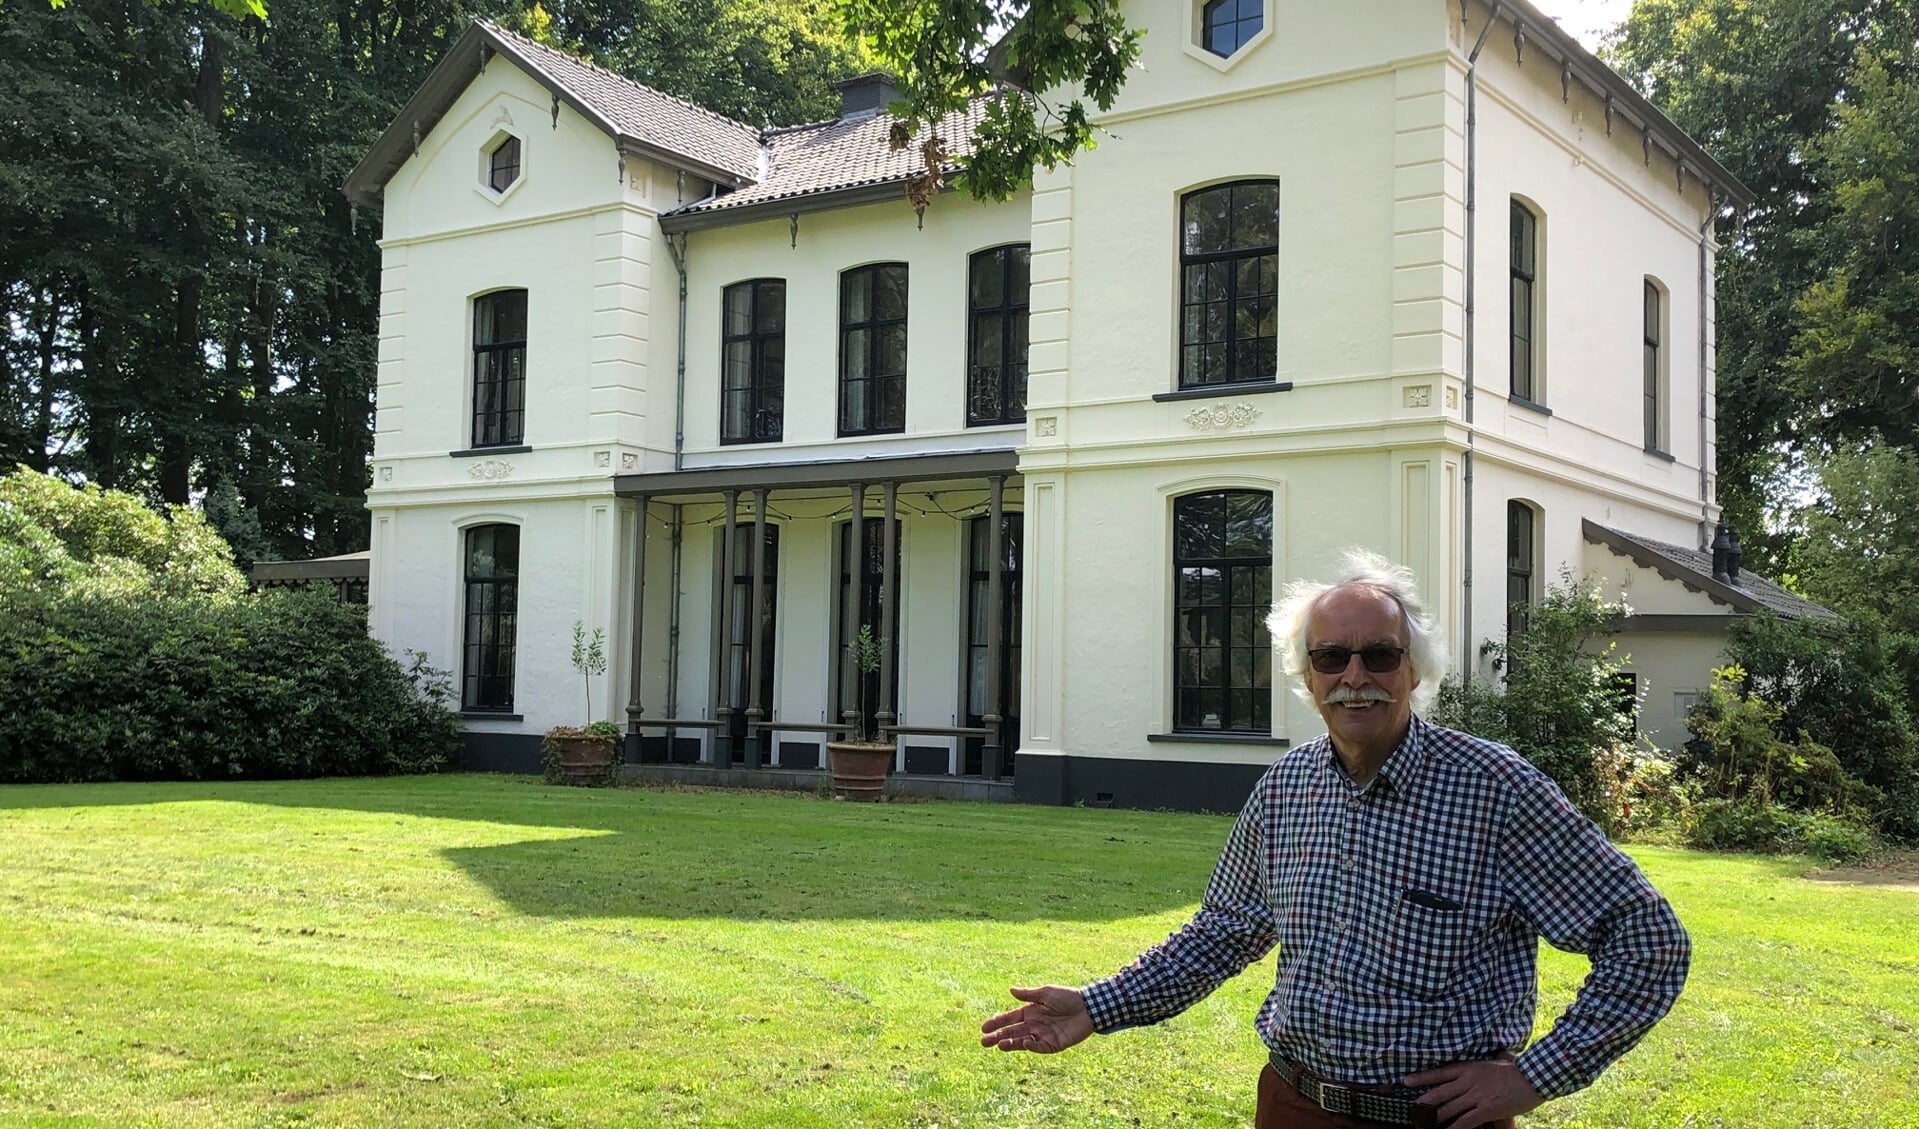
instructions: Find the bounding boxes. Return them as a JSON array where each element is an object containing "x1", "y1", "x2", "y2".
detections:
[
  {"x1": 1185, "y1": 403, "x2": 1262, "y2": 431},
  {"x1": 468, "y1": 460, "x2": 514, "y2": 481}
]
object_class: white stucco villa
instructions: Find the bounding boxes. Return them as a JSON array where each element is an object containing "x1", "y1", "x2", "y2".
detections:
[{"x1": 343, "y1": 0, "x2": 1829, "y2": 811}]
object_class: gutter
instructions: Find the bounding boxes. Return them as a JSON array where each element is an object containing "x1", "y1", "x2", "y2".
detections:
[
  {"x1": 659, "y1": 179, "x2": 957, "y2": 235},
  {"x1": 1697, "y1": 198, "x2": 1717, "y2": 549},
  {"x1": 1460, "y1": 3, "x2": 1500, "y2": 688}
]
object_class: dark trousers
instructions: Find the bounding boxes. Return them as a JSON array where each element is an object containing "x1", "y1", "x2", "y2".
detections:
[{"x1": 1254, "y1": 1063, "x2": 1516, "y2": 1129}]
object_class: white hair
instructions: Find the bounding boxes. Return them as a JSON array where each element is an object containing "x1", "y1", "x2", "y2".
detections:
[{"x1": 1267, "y1": 548, "x2": 1448, "y2": 713}]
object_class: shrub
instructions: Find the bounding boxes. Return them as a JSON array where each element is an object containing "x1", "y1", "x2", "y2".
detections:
[
  {"x1": 0, "y1": 472, "x2": 458, "y2": 783},
  {"x1": 1431, "y1": 573, "x2": 1637, "y2": 830},
  {"x1": 1682, "y1": 664, "x2": 1887, "y2": 823},
  {"x1": 1685, "y1": 797, "x2": 1881, "y2": 865}
]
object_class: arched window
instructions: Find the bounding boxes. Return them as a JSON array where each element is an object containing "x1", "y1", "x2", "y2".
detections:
[
  {"x1": 1644, "y1": 278, "x2": 1668, "y2": 453},
  {"x1": 1173, "y1": 490, "x2": 1273, "y2": 733},
  {"x1": 967, "y1": 245, "x2": 1029, "y2": 426},
  {"x1": 1179, "y1": 180, "x2": 1279, "y2": 389},
  {"x1": 1510, "y1": 200, "x2": 1541, "y2": 403},
  {"x1": 1506, "y1": 500, "x2": 1538, "y2": 641},
  {"x1": 462, "y1": 524, "x2": 520, "y2": 711}
]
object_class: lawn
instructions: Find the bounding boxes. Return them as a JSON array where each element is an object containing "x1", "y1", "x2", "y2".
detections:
[{"x1": 0, "y1": 776, "x2": 1913, "y2": 1127}]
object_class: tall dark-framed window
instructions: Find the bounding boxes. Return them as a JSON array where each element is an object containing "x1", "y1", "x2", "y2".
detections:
[
  {"x1": 839, "y1": 263, "x2": 908, "y2": 436},
  {"x1": 488, "y1": 135, "x2": 521, "y2": 192},
  {"x1": 1179, "y1": 180, "x2": 1278, "y2": 389},
  {"x1": 1173, "y1": 490, "x2": 1273, "y2": 733},
  {"x1": 964, "y1": 512, "x2": 1023, "y2": 776},
  {"x1": 722, "y1": 523, "x2": 779, "y2": 762},
  {"x1": 1202, "y1": 0, "x2": 1264, "y2": 58},
  {"x1": 1643, "y1": 279, "x2": 1664, "y2": 452},
  {"x1": 1510, "y1": 200, "x2": 1539, "y2": 403},
  {"x1": 967, "y1": 245, "x2": 1030, "y2": 427},
  {"x1": 1507, "y1": 500, "x2": 1536, "y2": 641},
  {"x1": 461, "y1": 523, "x2": 520, "y2": 711},
  {"x1": 721, "y1": 280, "x2": 786, "y2": 444},
  {"x1": 472, "y1": 289, "x2": 527, "y2": 448},
  {"x1": 835, "y1": 517, "x2": 902, "y2": 722}
]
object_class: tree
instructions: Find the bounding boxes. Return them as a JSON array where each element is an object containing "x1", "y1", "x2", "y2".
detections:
[{"x1": 834, "y1": 0, "x2": 1143, "y2": 206}]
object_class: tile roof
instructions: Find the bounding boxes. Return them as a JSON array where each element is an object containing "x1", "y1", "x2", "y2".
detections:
[
  {"x1": 667, "y1": 98, "x2": 998, "y2": 220},
  {"x1": 1582, "y1": 520, "x2": 1840, "y2": 622},
  {"x1": 481, "y1": 23, "x2": 763, "y2": 183}
]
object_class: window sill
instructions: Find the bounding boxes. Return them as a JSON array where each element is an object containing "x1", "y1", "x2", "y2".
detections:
[
  {"x1": 1643, "y1": 447, "x2": 1676, "y2": 463},
  {"x1": 719, "y1": 437, "x2": 784, "y2": 447},
  {"x1": 450, "y1": 445, "x2": 531, "y2": 458},
  {"x1": 1509, "y1": 396, "x2": 1552, "y2": 417},
  {"x1": 461, "y1": 711, "x2": 524, "y2": 722},
  {"x1": 1148, "y1": 731, "x2": 1289, "y2": 747},
  {"x1": 1153, "y1": 381, "x2": 1293, "y2": 404}
]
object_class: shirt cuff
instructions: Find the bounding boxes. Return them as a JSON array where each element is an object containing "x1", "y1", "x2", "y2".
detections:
[
  {"x1": 1514, "y1": 1038, "x2": 1589, "y2": 1101},
  {"x1": 1078, "y1": 975, "x2": 1135, "y2": 1034}
]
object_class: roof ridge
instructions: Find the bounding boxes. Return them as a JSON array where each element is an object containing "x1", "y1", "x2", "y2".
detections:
[{"x1": 478, "y1": 20, "x2": 759, "y2": 142}]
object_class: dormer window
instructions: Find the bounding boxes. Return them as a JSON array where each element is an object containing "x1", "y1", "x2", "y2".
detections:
[
  {"x1": 1201, "y1": 0, "x2": 1263, "y2": 58},
  {"x1": 487, "y1": 135, "x2": 521, "y2": 193}
]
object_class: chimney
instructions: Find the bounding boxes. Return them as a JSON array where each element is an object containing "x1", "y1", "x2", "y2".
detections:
[
  {"x1": 1725, "y1": 526, "x2": 1742, "y2": 584},
  {"x1": 1711, "y1": 523, "x2": 1732, "y2": 583},
  {"x1": 835, "y1": 73, "x2": 899, "y2": 121}
]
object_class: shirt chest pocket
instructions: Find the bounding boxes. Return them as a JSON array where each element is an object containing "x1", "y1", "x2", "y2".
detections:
[{"x1": 1375, "y1": 897, "x2": 1470, "y2": 1000}]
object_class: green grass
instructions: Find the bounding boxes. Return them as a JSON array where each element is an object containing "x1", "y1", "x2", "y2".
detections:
[{"x1": 0, "y1": 776, "x2": 1913, "y2": 1127}]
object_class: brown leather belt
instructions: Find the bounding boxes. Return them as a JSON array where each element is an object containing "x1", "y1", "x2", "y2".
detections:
[{"x1": 1269, "y1": 1050, "x2": 1439, "y2": 1128}]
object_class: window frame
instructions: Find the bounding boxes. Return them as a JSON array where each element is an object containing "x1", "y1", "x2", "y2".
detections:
[
  {"x1": 461, "y1": 523, "x2": 520, "y2": 712},
  {"x1": 1506, "y1": 500, "x2": 1537, "y2": 642},
  {"x1": 1171, "y1": 489, "x2": 1274, "y2": 735},
  {"x1": 1510, "y1": 200, "x2": 1540, "y2": 404},
  {"x1": 1200, "y1": 0, "x2": 1264, "y2": 58},
  {"x1": 1643, "y1": 278, "x2": 1669, "y2": 454},
  {"x1": 1178, "y1": 180, "x2": 1280, "y2": 391},
  {"x1": 487, "y1": 135, "x2": 522, "y2": 193},
  {"x1": 471, "y1": 289, "x2": 527, "y2": 449},
  {"x1": 838, "y1": 263, "x2": 909, "y2": 437},
  {"x1": 966, "y1": 245, "x2": 1030, "y2": 427},
  {"x1": 720, "y1": 279, "x2": 787, "y2": 445}
]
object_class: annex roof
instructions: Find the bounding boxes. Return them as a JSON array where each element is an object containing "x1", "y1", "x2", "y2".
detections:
[
  {"x1": 343, "y1": 21, "x2": 762, "y2": 209},
  {"x1": 1582, "y1": 520, "x2": 1839, "y2": 623},
  {"x1": 659, "y1": 99, "x2": 997, "y2": 232}
]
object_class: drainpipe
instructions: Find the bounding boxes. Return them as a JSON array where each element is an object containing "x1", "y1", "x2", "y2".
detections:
[
  {"x1": 1460, "y1": 2, "x2": 1501, "y2": 688},
  {"x1": 664, "y1": 230, "x2": 690, "y2": 472},
  {"x1": 666, "y1": 504, "x2": 684, "y2": 721},
  {"x1": 1697, "y1": 194, "x2": 1718, "y2": 548}
]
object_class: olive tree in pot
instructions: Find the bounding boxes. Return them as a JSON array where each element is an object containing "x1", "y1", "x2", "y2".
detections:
[
  {"x1": 826, "y1": 625, "x2": 894, "y2": 801},
  {"x1": 542, "y1": 622, "x2": 621, "y2": 786}
]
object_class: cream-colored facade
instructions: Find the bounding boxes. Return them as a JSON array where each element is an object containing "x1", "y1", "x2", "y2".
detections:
[{"x1": 351, "y1": 2, "x2": 1787, "y2": 809}]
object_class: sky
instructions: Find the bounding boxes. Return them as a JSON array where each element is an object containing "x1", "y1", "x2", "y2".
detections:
[{"x1": 1527, "y1": 0, "x2": 1636, "y2": 50}]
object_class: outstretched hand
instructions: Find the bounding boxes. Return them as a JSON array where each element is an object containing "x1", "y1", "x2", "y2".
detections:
[
  {"x1": 979, "y1": 985, "x2": 1094, "y2": 1054},
  {"x1": 1405, "y1": 1056, "x2": 1544, "y2": 1129}
]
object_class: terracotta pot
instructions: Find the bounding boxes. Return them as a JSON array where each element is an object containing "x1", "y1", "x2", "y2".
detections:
[
  {"x1": 825, "y1": 741, "x2": 895, "y2": 802},
  {"x1": 545, "y1": 733, "x2": 619, "y2": 786}
]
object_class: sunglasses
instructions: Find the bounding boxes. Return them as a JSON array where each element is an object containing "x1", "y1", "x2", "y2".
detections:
[{"x1": 1306, "y1": 644, "x2": 1408, "y2": 674}]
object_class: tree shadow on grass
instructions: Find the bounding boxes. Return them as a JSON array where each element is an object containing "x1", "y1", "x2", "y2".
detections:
[{"x1": 0, "y1": 774, "x2": 1227, "y2": 923}]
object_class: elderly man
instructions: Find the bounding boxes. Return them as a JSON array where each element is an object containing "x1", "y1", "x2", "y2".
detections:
[{"x1": 980, "y1": 550, "x2": 1688, "y2": 1129}]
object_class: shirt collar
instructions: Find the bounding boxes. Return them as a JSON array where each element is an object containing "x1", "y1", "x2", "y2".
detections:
[{"x1": 1318, "y1": 714, "x2": 1429, "y2": 798}]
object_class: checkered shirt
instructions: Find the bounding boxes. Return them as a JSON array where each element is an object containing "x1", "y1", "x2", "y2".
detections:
[{"x1": 1079, "y1": 716, "x2": 1689, "y2": 1100}]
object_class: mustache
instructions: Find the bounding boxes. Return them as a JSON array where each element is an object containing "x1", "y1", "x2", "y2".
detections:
[{"x1": 1325, "y1": 686, "x2": 1395, "y2": 705}]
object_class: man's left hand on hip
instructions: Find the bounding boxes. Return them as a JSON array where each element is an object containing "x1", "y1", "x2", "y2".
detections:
[{"x1": 1404, "y1": 1056, "x2": 1544, "y2": 1129}]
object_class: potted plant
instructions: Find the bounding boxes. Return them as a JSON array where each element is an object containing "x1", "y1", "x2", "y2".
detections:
[
  {"x1": 542, "y1": 621, "x2": 621, "y2": 786},
  {"x1": 825, "y1": 624, "x2": 894, "y2": 801}
]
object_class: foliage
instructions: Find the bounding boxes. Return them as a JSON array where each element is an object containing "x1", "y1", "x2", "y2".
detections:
[
  {"x1": 844, "y1": 622, "x2": 887, "y2": 742},
  {"x1": 1594, "y1": 741, "x2": 1697, "y2": 844},
  {"x1": 1713, "y1": 616, "x2": 1919, "y2": 840},
  {"x1": 0, "y1": 585, "x2": 459, "y2": 783},
  {"x1": 1680, "y1": 664, "x2": 1885, "y2": 820},
  {"x1": 0, "y1": 465, "x2": 244, "y2": 603},
  {"x1": 568, "y1": 620, "x2": 609, "y2": 721},
  {"x1": 1685, "y1": 798, "x2": 1881, "y2": 865},
  {"x1": 543, "y1": 620, "x2": 618, "y2": 784},
  {"x1": 1430, "y1": 574, "x2": 1638, "y2": 830},
  {"x1": 835, "y1": 0, "x2": 1143, "y2": 206}
]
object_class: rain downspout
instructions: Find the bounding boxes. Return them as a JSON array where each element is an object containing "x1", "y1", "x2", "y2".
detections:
[
  {"x1": 1697, "y1": 195, "x2": 1718, "y2": 548},
  {"x1": 1461, "y1": 2, "x2": 1501, "y2": 688},
  {"x1": 665, "y1": 230, "x2": 690, "y2": 472}
]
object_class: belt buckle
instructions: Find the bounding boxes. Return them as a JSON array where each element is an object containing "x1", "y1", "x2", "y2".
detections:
[{"x1": 1316, "y1": 1081, "x2": 1354, "y2": 1116}]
